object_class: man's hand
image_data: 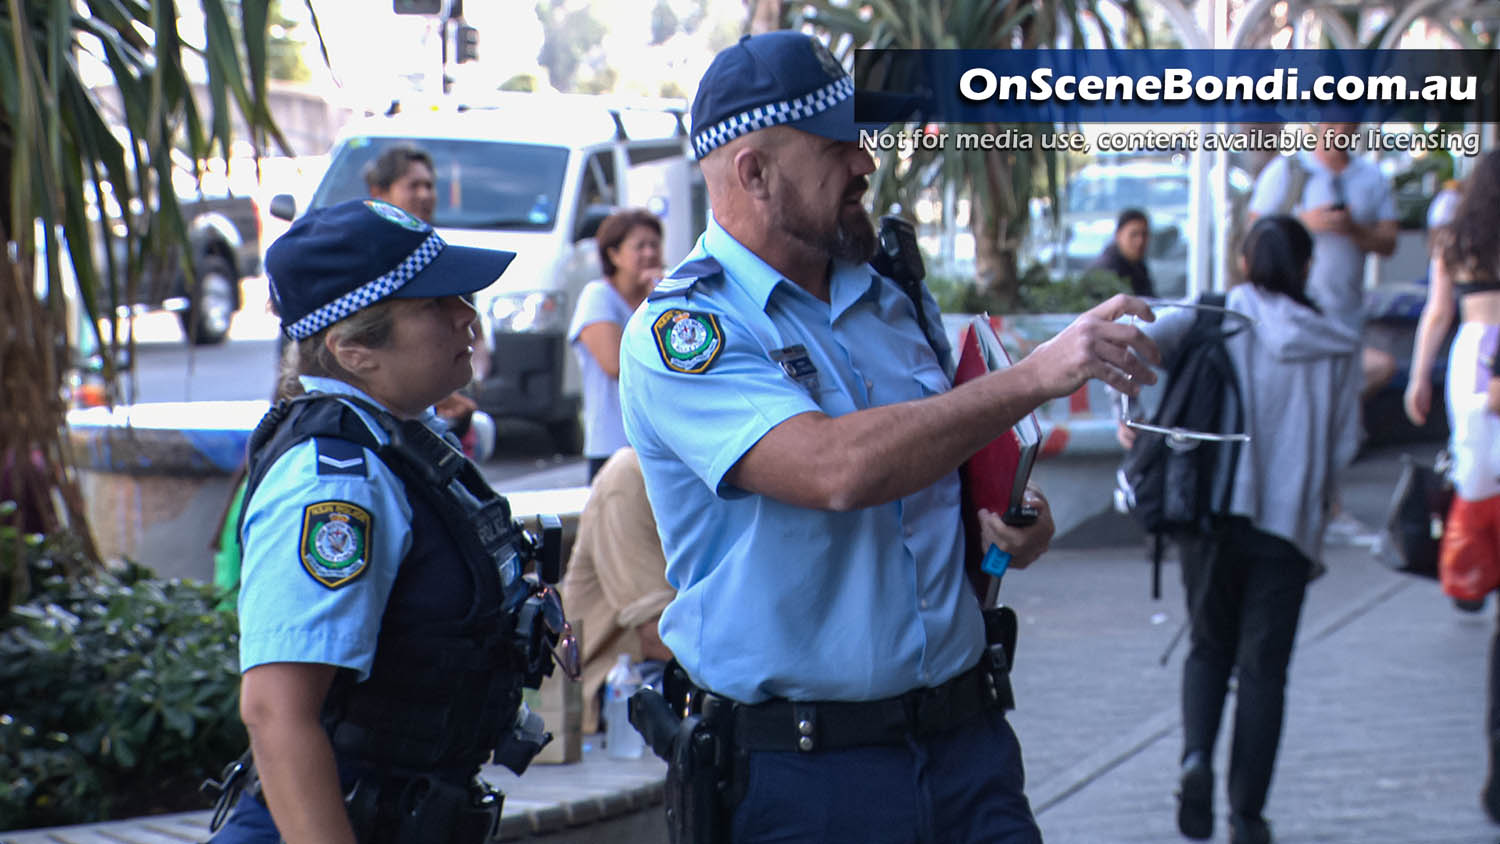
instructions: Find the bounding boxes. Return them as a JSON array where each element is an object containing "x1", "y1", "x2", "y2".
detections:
[
  {"x1": 1018, "y1": 294, "x2": 1160, "y2": 398},
  {"x1": 976, "y1": 485, "x2": 1053, "y2": 570},
  {"x1": 1116, "y1": 420, "x2": 1137, "y2": 451},
  {"x1": 1302, "y1": 204, "x2": 1353, "y2": 235},
  {"x1": 434, "y1": 391, "x2": 477, "y2": 425}
]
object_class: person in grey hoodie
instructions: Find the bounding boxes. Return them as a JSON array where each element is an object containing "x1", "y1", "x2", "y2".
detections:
[{"x1": 1118, "y1": 215, "x2": 1362, "y2": 844}]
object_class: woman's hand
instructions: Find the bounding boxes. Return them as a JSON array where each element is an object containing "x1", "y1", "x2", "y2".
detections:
[
  {"x1": 1404, "y1": 377, "x2": 1431, "y2": 426},
  {"x1": 976, "y1": 485, "x2": 1054, "y2": 571}
]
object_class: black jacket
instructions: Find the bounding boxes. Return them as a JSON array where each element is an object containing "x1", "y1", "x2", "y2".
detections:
[{"x1": 1089, "y1": 243, "x2": 1154, "y2": 298}]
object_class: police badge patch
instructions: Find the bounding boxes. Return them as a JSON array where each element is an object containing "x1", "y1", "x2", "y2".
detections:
[
  {"x1": 809, "y1": 38, "x2": 844, "y2": 79},
  {"x1": 652, "y1": 309, "x2": 724, "y2": 374},
  {"x1": 300, "y1": 501, "x2": 373, "y2": 588},
  {"x1": 363, "y1": 199, "x2": 429, "y2": 232}
]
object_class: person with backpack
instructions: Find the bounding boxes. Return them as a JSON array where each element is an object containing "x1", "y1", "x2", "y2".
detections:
[{"x1": 1117, "y1": 215, "x2": 1362, "y2": 844}]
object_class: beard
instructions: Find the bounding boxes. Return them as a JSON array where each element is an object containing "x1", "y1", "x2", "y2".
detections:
[
  {"x1": 774, "y1": 178, "x2": 876, "y2": 264},
  {"x1": 829, "y1": 206, "x2": 877, "y2": 264}
]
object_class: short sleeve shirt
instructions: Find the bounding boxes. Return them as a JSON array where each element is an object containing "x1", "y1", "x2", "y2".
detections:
[
  {"x1": 237, "y1": 377, "x2": 447, "y2": 681},
  {"x1": 1249, "y1": 150, "x2": 1397, "y2": 330},
  {"x1": 568, "y1": 279, "x2": 636, "y2": 458},
  {"x1": 617, "y1": 217, "x2": 985, "y2": 704}
]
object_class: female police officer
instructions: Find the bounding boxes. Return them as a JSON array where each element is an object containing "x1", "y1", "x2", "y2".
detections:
[{"x1": 208, "y1": 199, "x2": 571, "y2": 844}]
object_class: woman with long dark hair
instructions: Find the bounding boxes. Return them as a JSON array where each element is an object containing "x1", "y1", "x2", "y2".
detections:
[
  {"x1": 1405, "y1": 149, "x2": 1500, "y2": 824},
  {"x1": 1120, "y1": 215, "x2": 1362, "y2": 844}
]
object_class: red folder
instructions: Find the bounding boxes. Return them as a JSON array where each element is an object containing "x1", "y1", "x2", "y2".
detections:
[{"x1": 954, "y1": 314, "x2": 1042, "y2": 601}]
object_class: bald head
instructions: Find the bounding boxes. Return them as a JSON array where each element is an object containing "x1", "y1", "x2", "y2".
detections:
[
  {"x1": 699, "y1": 125, "x2": 878, "y2": 291},
  {"x1": 700, "y1": 128, "x2": 793, "y2": 207}
]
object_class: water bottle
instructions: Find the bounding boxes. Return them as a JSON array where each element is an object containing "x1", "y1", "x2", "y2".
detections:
[{"x1": 604, "y1": 653, "x2": 645, "y2": 760}]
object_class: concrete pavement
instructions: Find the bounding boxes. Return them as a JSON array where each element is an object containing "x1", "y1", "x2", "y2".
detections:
[{"x1": 1007, "y1": 444, "x2": 1497, "y2": 843}]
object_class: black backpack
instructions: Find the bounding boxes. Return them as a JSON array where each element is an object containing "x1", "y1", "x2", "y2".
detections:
[{"x1": 1116, "y1": 293, "x2": 1247, "y2": 598}]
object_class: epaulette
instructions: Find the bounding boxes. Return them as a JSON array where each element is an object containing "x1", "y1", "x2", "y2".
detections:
[{"x1": 648, "y1": 256, "x2": 723, "y2": 301}]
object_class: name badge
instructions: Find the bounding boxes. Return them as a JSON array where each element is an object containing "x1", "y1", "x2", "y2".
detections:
[{"x1": 770, "y1": 345, "x2": 820, "y2": 394}]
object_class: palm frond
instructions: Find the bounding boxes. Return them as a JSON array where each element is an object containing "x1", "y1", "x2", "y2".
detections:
[{"x1": 1, "y1": 0, "x2": 314, "y2": 594}]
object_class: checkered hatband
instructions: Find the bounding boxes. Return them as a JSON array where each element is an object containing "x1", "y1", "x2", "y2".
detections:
[
  {"x1": 282, "y1": 232, "x2": 445, "y2": 340},
  {"x1": 691, "y1": 76, "x2": 855, "y2": 159}
]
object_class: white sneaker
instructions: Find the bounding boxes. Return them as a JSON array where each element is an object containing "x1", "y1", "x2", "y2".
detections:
[{"x1": 1324, "y1": 512, "x2": 1379, "y2": 548}]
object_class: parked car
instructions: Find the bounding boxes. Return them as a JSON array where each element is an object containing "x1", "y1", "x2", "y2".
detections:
[
  {"x1": 42, "y1": 166, "x2": 261, "y2": 352},
  {"x1": 274, "y1": 94, "x2": 703, "y2": 452},
  {"x1": 149, "y1": 192, "x2": 261, "y2": 345}
]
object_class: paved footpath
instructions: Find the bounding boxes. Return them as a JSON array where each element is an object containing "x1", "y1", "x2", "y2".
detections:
[
  {"x1": 6, "y1": 447, "x2": 1497, "y2": 842},
  {"x1": 1007, "y1": 445, "x2": 1497, "y2": 843}
]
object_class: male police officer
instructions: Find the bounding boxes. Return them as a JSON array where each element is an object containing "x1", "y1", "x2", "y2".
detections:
[{"x1": 618, "y1": 32, "x2": 1160, "y2": 843}]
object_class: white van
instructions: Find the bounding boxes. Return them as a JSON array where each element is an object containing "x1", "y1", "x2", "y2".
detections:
[{"x1": 271, "y1": 94, "x2": 703, "y2": 451}]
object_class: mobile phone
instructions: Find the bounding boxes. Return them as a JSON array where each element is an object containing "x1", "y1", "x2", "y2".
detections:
[{"x1": 1002, "y1": 503, "x2": 1039, "y2": 528}]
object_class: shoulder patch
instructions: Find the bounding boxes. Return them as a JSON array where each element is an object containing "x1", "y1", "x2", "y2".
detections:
[
  {"x1": 300, "y1": 501, "x2": 372, "y2": 588},
  {"x1": 314, "y1": 437, "x2": 366, "y2": 476},
  {"x1": 648, "y1": 256, "x2": 723, "y2": 301},
  {"x1": 652, "y1": 309, "x2": 725, "y2": 374}
]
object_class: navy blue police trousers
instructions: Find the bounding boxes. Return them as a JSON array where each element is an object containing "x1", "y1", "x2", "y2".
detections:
[{"x1": 730, "y1": 706, "x2": 1043, "y2": 843}]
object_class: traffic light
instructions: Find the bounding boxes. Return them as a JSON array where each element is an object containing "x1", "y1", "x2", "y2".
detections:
[
  {"x1": 456, "y1": 25, "x2": 479, "y2": 63},
  {"x1": 393, "y1": 0, "x2": 442, "y2": 14}
]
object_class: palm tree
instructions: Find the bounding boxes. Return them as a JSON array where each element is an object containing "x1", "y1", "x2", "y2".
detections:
[
  {"x1": 781, "y1": 0, "x2": 1146, "y2": 308},
  {"x1": 1, "y1": 0, "x2": 300, "y2": 603}
]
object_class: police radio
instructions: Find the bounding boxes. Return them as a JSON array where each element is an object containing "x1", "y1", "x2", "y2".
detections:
[
  {"x1": 872, "y1": 214, "x2": 955, "y2": 384},
  {"x1": 870, "y1": 214, "x2": 925, "y2": 284}
]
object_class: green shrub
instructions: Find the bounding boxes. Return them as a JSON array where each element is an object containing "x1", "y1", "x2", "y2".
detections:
[
  {"x1": 1018, "y1": 266, "x2": 1131, "y2": 314},
  {"x1": 927, "y1": 265, "x2": 1130, "y2": 316},
  {"x1": 0, "y1": 525, "x2": 244, "y2": 829}
]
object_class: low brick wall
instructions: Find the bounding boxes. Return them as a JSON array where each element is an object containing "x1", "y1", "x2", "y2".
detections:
[{"x1": 66, "y1": 401, "x2": 267, "y2": 579}]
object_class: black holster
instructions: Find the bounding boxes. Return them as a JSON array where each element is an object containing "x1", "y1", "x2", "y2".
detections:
[
  {"x1": 983, "y1": 605, "x2": 1019, "y2": 711},
  {"x1": 630, "y1": 663, "x2": 735, "y2": 844},
  {"x1": 345, "y1": 773, "x2": 503, "y2": 844}
]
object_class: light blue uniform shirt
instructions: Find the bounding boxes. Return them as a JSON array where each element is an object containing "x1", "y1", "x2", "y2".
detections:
[
  {"x1": 237, "y1": 377, "x2": 452, "y2": 681},
  {"x1": 618, "y1": 217, "x2": 984, "y2": 704}
]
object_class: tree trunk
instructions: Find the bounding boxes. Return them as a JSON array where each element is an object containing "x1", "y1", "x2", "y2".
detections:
[
  {"x1": 972, "y1": 206, "x2": 1019, "y2": 311},
  {"x1": 746, "y1": 0, "x2": 783, "y2": 34},
  {"x1": 974, "y1": 134, "x2": 1021, "y2": 310},
  {"x1": 1, "y1": 182, "x2": 100, "y2": 606}
]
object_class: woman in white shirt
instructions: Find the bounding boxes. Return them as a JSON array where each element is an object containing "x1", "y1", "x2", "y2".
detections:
[{"x1": 568, "y1": 209, "x2": 664, "y2": 481}]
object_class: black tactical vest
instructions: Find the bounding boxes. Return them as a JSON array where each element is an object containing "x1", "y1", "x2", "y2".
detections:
[{"x1": 240, "y1": 394, "x2": 531, "y2": 774}]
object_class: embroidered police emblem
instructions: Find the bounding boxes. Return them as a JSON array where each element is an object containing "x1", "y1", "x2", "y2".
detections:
[
  {"x1": 300, "y1": 500, "x2": 372, "y2": 588},
  {"x1": 809, "y1": 38, "x2": 844, "y2": 80},
  {"x1": 364, "y1": 199, "x2": 428, "y2": 232},
  {"x1": 652, "y1": 309, "x2": 724, "y2": 374}
]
